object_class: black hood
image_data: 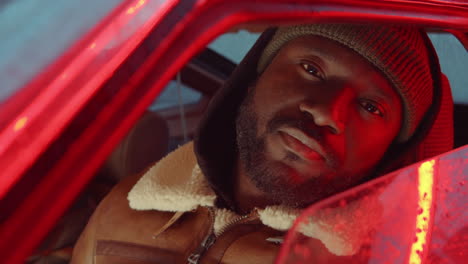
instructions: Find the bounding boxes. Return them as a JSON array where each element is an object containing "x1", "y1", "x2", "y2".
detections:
[{"x1": 194, "y1": 27, "x2": 449, "y2": 211}]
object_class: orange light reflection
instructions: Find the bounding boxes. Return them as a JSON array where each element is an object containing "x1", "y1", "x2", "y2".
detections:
[
  {"x1": 409, "y1": 160, "x2": 435, "y2": 264},
  {"x1": 13, "y1": 117, "x2": 28, "y2": 132},
  {"x1": 127, "y1": 0, "x2": 146, "y2": 14}
]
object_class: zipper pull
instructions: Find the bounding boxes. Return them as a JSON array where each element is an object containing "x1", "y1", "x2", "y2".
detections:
[
  {"x1": 266, "y1": 236, "x2": 284, "y2": 245},
  {"x1": 187, "y1": 233, "x2": 216, "y2": 264}
]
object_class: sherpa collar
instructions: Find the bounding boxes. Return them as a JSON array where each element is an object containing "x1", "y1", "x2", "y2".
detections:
[{"x1": 127, "y1": 142, "x2": 381, "y2": 256}]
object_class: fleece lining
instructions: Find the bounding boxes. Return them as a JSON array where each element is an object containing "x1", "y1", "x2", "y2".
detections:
[
  {"x1": 128, "y1": 142, "x2": 380, "y2": 256},
  {"x1": 128, "y1": 142, "x2": 216, "y2": 212}
]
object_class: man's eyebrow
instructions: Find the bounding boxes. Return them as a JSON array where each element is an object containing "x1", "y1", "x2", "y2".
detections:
[
  {"x1": 301, "y1": 45, "x2": 338, "y2": 63},
  {"x1": 373, "y1": 87, "x2": 394, "y2": 103},
  {"x1": 368, "y1": 78, "x2": 400, "y2": 107},
  {"x1": 354, "y1": 68, "x2": 398, "y2": 105}
]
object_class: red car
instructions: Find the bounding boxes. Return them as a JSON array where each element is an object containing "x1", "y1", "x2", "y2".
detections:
[{"x1": 0, "y1": 0, "x2": 467, "y2": 263}]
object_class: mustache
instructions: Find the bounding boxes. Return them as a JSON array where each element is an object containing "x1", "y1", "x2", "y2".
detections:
[{"x1": 266, "y1": 115, "x2": 340, "y2": 167}]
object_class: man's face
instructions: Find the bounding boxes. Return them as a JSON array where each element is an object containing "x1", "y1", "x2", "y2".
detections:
[{"x1": 236, "y1": 35, "x2": 403, "y2": 207}]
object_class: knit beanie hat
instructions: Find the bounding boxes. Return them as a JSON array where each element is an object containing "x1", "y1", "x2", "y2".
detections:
[{"x1": 257, "y1": 24, "x2": 434, "y2": 142}]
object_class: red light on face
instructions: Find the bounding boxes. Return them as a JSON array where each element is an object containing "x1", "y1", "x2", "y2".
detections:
[{"x1": 409, "y1": 160, "x2": 435, "y2": 264}]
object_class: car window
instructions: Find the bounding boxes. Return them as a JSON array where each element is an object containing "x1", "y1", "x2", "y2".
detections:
[
  {"x1": 429, "y1": 33, "x2": 468, "y2": 104},
  {"x1": 208, "y1": 30, "x2": 259, "y2": 64},
  {"x1": 149, "y1": 30, "x2": 260, "y2": 111},
  {"x1": 149, "y1": 80, "x2": 202, "y2": 111},
  {"x1": 0, "y1": 0, "x2": 122, "y2": 103}
]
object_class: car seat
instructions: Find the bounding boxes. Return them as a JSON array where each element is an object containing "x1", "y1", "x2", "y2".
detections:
[{"x1": 27, "y1": 111, "x2": 169, "y2": 264}]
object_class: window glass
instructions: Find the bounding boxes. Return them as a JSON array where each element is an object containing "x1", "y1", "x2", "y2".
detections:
[
  {"x1": 0, "y1": 0, "x2": 122, "y2": 103},
  {"x1": 208, "y1": 30, "x2": 259, "y2": 64},
  {"x1": 149, "y1": 80, "x2": 202, "y2": 111},
  {"x1": 429, "y1": 33, "x2": 468, "y2": 104}
]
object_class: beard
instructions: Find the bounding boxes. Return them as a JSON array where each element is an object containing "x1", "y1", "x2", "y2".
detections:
[{"x1": 235, "y1": 90, "x2": 351, "y2": 208}]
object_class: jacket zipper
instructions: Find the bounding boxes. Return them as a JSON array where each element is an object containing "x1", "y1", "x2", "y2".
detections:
[{"x1": 186, "y1": 209, "x2": 259, "y2": 264}]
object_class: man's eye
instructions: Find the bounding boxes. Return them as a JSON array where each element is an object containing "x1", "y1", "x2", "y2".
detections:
[
  {"x1": 300, "y1": 62, "x2": 323, "y2": 79},
  {"x1": 359, "y1": 100, "x2": 383, "y2": 117}
]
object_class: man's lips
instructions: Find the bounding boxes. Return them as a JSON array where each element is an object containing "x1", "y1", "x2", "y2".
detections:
[{"x1": 278, "y1": 127, "x2": 326, "y2": 161}]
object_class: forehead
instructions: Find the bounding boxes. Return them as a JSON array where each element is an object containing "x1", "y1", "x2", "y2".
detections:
[{"x1": 277, "y1": 35, "x2": 400, "y2": 102}]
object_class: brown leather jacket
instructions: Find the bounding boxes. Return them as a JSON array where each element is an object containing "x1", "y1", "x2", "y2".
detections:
[
  {"x1": 72, "y1": 142, "x2": 388, "y2": 264},
  {"x1": 71, "y1": 143, "x2": 289, "y2": 263},
  {"x1": 74, "y1": 141, "x2": 391, "y2": 264}
]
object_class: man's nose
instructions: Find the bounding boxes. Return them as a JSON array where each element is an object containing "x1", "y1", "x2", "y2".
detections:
[{"x1": 298, "y1": 86, "x2": 351, "y2": 135}]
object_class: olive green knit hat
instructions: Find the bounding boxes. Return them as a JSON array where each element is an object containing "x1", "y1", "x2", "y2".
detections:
[{"x1": 257, "y1": 24, "x2": 434, "y2": 142}]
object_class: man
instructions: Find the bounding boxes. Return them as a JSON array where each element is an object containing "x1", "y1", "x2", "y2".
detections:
[{"x1": 71, "y1": 24, "x2": 453, "y2": 263}]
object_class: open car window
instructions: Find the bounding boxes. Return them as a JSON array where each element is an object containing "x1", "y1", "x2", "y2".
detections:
[{"x1": 27, "y1": 26, "x2": 466, "y2": 264}]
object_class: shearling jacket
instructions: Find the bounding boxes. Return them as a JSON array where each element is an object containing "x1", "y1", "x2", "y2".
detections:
[{"x1": 71, "y1": 142, "x2": 379, "y2": 263}]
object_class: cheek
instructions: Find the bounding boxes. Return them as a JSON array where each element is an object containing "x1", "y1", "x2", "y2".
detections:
[
  {"x1": 251, "y1": 77, "x2": 304, "y2": 134},
  {"x1": 344, "y1": 117, "x2": 399, "y2": 172},
  {"x1": 250, "y1": 87, "x2": 281, "y2": 136}
]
